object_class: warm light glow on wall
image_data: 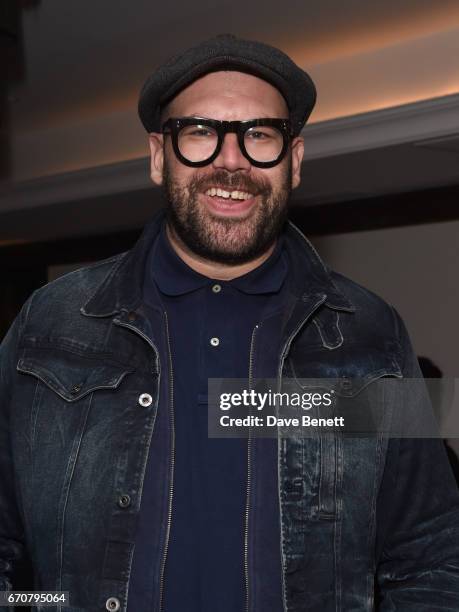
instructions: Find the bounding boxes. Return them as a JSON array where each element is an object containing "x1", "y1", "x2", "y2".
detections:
[
  {"x1": 283, "y1": 6, "x2": 459, "y2": 65},
  {"x1": 300, "y1": 26, "x2": 459, "y2": 122}
]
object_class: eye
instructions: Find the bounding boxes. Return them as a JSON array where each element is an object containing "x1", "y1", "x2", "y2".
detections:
[
  {"x1": 245, "y1": 126, "x2": 281, "y2": 141},
  {"x1": 181, "y1": 124, "x2": 217, "y2": 138},
  {"x1": 247, "y1": 130, "x2": 269, "y2": 140},
  {"x1": 191, "y1": 127, "x2": 213, "y2": 137}
]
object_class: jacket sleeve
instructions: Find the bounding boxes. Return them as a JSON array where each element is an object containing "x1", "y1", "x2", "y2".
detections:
[
  {"x1": 0, "y1": 297, "x2": 34, "y2": 595},
  {"x1": 375, "y1": 307, "x2": 459, "y2": 610}
]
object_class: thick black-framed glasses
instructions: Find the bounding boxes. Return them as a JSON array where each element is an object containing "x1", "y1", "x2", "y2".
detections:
[{"x1": 161, "y1": 116, "x2": 292, "y2": 168}]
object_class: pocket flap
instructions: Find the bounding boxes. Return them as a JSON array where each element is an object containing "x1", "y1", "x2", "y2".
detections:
[
  {"x1": 17, "y1": 345, "x2": 134, "y2": 402},
  {"x1": 334, "y1": 362, "x2": 403, "y2": 397},
  {"x1": 293, "y1": 350, "x2": 402, "y2": 397}
]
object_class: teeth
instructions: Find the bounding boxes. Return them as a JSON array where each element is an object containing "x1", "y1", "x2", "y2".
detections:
[{"x1": 205, "y1": 188, "x2": 253, "y2": 200}]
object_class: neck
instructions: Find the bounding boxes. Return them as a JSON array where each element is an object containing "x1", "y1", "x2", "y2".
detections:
[{"x1": 165, "y1": 224, "x2": 276, "y2": 280}]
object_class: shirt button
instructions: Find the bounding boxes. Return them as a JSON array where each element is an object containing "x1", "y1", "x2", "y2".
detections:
[
  {"x1": 138, "y1": 393, "x2": 153, "y2": 407},
  {"x1": 212, "y1": 284, "x2": 222, "y2": 293},
  {"x1": 105, "y1": 597, "x2": 120, "y2": 611},
  {"x1": 210, "y1": 337, "x2": 220, "y2": 347},
  {"x1": 118, "y1": 494, "x2": 131, "y2": 508}
]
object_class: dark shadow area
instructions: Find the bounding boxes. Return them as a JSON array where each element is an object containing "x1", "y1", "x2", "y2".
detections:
[
  {"x1": 0, "y1": 187, "x2": 159, "y2": 244},
  {"x1": 1, "y1": 1, "x2": 22, "y2": 179},
  {"x1": 0, "y1": 1, "x2": 40, "y2": 180},
  {"x1": 290, "y1": 183, "x2": 459, "y2": 235},
  {"x1": 0, "y1": 0, "x2": 41, "y2": 179},
  {"x1": 1, "y1": 267, "x2": 48, "y2": 340},
  {"x1": 418, "y1": 356, "x2": 459, "y2": 487}
]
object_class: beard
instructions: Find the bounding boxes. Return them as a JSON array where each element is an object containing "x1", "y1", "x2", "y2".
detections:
[{"x1": 162, "y1": 157, "x2": 292, "y2": 265}]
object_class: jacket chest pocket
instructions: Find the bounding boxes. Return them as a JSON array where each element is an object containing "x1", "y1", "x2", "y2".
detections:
[
  {"x1": 282, "y1": 353, "x2": 403, "y2": 522},
  {"x1": 14, "y1": 343, "x2": 139, "y2": 471}
]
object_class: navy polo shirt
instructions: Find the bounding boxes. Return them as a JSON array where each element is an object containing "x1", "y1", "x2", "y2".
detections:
[{"x1": 142, "y1": 221, "x2": 287, "y2": 611}]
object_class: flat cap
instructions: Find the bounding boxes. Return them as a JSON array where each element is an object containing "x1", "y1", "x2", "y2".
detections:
[{"x1": 138, "y1": 33, "x2": 316, "y2": 137}]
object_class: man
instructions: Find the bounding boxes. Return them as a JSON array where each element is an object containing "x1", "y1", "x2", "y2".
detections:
[{"x1": 1, "y1": 34, "x2": 458, "y2": 612}]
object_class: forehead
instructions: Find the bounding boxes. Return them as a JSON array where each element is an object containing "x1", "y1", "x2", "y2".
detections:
[{"x1": 165, "y1": 70, "x2": 289, "y2": 120}]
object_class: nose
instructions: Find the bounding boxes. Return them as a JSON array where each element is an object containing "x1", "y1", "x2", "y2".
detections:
[{"x1": 211, "y1": 132, "x2": 251, "y2": 172}]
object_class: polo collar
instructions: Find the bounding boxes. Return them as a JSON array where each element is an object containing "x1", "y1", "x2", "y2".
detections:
[{"x1": 151, "y1": 220, "x2": 287, "y2": 296}]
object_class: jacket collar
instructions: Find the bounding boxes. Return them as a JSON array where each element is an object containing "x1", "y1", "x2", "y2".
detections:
[
  {"x1": 283, "y1": 221, "x2": 355, "y2": 311},
  {"x1": 81, "y1": 208, "x2": 355, "y2": 317}
]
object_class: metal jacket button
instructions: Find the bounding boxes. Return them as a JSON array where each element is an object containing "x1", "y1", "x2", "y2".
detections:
[
  {"x1": 138, "y1": 393, "x2": 153, "y2": 407},
  {"x1": 118, "y1": 494, "x2": 131, "y2": 508},
  {"x1": 212, "y1": 284, "x2": 221, "y2": 293},
  {"x1": 210, "y1": 337, "x2": 220, "y2": 347},
  {"x1": 105, "y1": 597, "x2": 120, "y2": 611}
]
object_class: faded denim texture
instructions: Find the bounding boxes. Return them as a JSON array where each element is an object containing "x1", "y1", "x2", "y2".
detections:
[{"x1": 1, "y1": 209, "x2": 458, "y2": 611}]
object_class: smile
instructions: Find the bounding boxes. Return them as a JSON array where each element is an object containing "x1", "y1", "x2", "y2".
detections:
[{"x1": 204, "y1": 187, "x2": 254, "y2": 201}]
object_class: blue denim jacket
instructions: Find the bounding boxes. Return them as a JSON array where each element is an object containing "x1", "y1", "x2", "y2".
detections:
[{"x1": 1, "y1": 210, "x2": 458, "y2": 611}]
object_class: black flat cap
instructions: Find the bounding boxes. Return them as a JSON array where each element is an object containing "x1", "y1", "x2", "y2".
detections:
[{"x1": 138, "y1": 33, "x2": 316, "y2": 137}]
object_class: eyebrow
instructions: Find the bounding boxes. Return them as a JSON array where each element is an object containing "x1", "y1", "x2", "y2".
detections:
[
  {"x1": 174, "y1": 114, "x2": 286, "y2": 120},
  {"x1": 180, "y1": 113, "x2": 213, "y2": 120}
]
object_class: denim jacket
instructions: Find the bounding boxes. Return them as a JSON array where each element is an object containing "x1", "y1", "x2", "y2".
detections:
[{"x1": 1, "y1": 210, "x2": 458, "y2": 612}]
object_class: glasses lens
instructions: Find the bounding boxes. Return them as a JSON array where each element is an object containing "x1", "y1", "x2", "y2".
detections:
[
  {"x1": 178, "y1": 123, "x2": 218, "y2": 163},
  {"x1": 244, "y1": 126, "x2": 285, "y2": 163}
]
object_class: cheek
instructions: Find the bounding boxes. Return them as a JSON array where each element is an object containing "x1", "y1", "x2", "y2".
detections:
[
  {"x1": 163, "y1": 144, "x2": 179, "y2": 174},
  {"x1": 164, "y1": 150, "x2": 194, "y2": 188},
  {"x1": 266, "y1": 165, "x2": 291, "y2": 193}
]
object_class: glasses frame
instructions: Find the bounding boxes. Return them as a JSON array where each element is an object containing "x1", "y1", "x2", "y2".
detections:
[{"x1": 161, "y1": 116, "x2": 292, "y2": 168}]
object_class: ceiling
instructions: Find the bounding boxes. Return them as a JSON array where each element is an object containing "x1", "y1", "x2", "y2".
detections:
[{"x1": 8, "y1": 0, "x2": 459, "y2": 133}]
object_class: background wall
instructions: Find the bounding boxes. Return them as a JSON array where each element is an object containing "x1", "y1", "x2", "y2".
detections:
[{"x1": 313, "y1": 220, "x2": 459, "y2": 377}]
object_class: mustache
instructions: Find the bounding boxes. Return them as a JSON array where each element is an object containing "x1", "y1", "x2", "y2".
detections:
[{"x1": 189, "y1": 170, "x2": 271, "y2": 195}]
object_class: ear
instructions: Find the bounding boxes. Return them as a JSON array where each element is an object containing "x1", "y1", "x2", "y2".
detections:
[
  {"x1": 149, "y1": 133, "x2": 164, "y2": 186},
  {"x1": 290, "y1": 136, "x2": 304, "y2": 190}
]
